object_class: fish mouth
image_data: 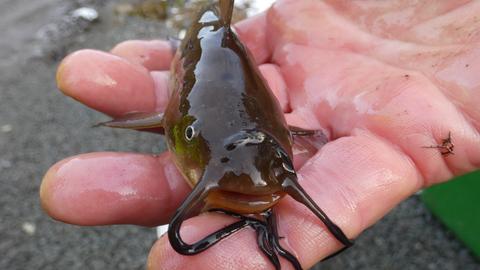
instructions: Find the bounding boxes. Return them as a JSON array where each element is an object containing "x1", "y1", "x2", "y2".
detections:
[{"x1": 204, "y1": 190, "x2": 285, "y2": 214}]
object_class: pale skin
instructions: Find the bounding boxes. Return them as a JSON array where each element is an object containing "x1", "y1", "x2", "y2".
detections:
[{"x1": 41, "y1": 0, "x2": 480, "y2": 269}]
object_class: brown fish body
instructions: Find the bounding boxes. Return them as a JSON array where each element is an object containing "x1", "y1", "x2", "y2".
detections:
[{"x1": 164, "y1": 2, "x2": 292, "y2": 213}]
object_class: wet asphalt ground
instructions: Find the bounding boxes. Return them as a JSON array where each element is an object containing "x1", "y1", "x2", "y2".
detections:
[{"x1": 0, "y1": 1, "x2": 479, "y2": 269}]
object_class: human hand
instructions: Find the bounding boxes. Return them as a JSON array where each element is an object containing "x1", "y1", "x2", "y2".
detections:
[{"x1": 41, "y1": 0, "x2": 480, "y2": 269}]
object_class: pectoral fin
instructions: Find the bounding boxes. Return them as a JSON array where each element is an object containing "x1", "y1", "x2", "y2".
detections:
[
  {"x1": 96, "y1": 111, "x2": 164, "y2": 130},
  {"x1": 288, "y1": 125, "x2": 318, "y2": 136}
]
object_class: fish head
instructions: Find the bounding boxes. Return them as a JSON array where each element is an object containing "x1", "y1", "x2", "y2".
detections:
[{"x1": 201, "y1": 129, "x2": 295, "y2": 213}]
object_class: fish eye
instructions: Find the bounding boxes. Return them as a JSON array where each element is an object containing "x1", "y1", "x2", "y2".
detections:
[{"x1": 185, "y1": 125, "x2": 195, "y2": 141}]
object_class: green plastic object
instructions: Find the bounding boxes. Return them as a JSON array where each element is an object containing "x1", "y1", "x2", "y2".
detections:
[{"x1": 421, "y1": 170, "x2": 480, "y2": 258}]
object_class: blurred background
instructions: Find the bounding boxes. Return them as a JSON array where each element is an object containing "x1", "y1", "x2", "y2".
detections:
[{"x1": 0, "y1": 0, "x2": 479, "y2": 269}]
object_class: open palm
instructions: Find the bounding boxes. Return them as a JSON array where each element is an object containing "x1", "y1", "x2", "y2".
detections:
[{"x1": 41, "y1": 1, "x2": 480, "y2": 269}]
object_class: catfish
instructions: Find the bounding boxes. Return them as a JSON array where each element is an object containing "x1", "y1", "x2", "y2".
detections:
[{"x1": 102, "y1": 0, "x2": 353, "y2": 269}]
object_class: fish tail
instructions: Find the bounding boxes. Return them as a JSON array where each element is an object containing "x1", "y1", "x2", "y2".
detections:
[{"x1": 219, "y1": 0, "x2": 234, "y2": 27}]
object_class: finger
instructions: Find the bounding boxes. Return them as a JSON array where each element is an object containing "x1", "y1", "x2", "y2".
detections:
[
  {"x1": 235, "y1": 13, "x2": 270, "y2": 64},
  {"x1": 57, "y1": 49, "x2": 157, "y2": 117},
  {"x1": 147, "y1": 131, "x2": 421, "y2": 269},
  {"x1": 150, "y1": 70, "x2": 170, "y2": 111},
  {"x1": 111, "y1": 40, "x2": 174, "y2": 71},
  {"x1": 40, "y1": 152, "x2": 190, "y2": 226}
]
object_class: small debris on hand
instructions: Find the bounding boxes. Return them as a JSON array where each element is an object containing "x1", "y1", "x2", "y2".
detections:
[{"x1": 422, "y1": 132, "x2": 454, "y2": 156}]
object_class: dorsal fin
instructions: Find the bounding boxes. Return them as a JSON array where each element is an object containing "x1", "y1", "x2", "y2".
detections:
[{"x1": 219, "y1": 0, "x2": 234, "y2": 27}]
